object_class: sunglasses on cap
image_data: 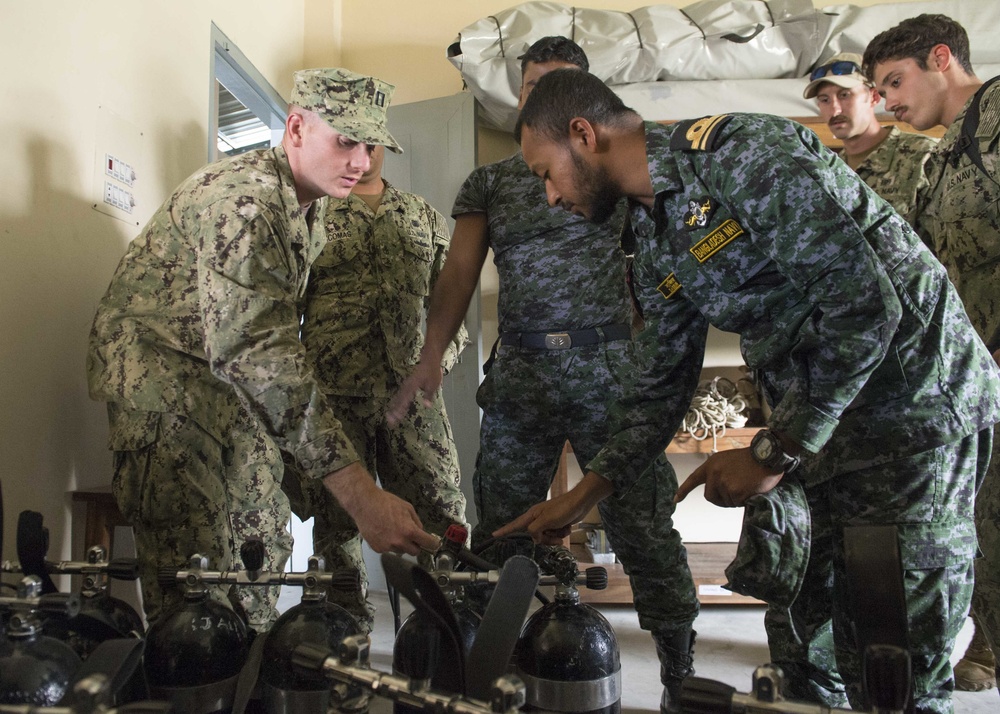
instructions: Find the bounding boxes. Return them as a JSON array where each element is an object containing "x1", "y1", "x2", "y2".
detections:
[{"x1": 809, "y1": 60, "x2": 861, "y2": 82}]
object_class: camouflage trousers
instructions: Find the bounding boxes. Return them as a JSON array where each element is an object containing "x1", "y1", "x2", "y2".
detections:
[
  {"x1": 282, "y1": 390, "x2": 466, "y2": 632},
  {"x1": 764, "y1": 430, "x2": 988, "y2": 714},
  {"x1": 972, "y1": 421, "x2": 1000, "y2": 674},
  {"x1": 473, "y1": 339, "x2": 699, "y2": 635},
  {"x1": 108, "y1": 405, "x2": 292, "y2": 632}
]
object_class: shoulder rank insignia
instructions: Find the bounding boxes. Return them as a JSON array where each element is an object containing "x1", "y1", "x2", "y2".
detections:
[
  {"x1": 671, "y1": 115, "x2": 733, "y2": 152},
  {"x1": 683, "y1": 197, "x2": 714, "y2": 230}
]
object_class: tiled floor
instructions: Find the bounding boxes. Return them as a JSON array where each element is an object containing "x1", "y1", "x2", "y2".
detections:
[{"x1": 333, "y1": 590, "x2": 999, "y2": 714}]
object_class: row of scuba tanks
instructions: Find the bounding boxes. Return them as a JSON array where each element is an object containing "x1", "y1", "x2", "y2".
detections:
[
  {"x1": 0, "y1": 504, "x2": 624, "y2": 714},
  {"x1": 0, "y1": 495, "x2": 912, "y2": 714}
]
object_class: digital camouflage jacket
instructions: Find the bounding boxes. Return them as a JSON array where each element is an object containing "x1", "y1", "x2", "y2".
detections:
[
  {"x1": 88, "y1": 146, "x2": 361, "y2": 480},
  {"x1": 302, "y1": 182, "x2": 468, "y2": 397},
  {"x1": 590, "y1": 117, "x2": 1000, "y2": 494},
  {"x1": 919, "y1": 79, "x2": 1000, "y2": 354}
]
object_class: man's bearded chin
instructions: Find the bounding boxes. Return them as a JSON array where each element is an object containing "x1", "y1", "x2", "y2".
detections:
[
  {"x1": 573, "y1": 153, "x2": 620, "y2": 225},
  {"x1": 589, "y1": 189, "x2": 621, "y2": 225}
]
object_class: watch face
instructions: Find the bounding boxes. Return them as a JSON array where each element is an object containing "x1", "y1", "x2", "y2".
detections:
[
  {"x1": 754, "y1": 435, "x2": 774, "y2": 460},
  {"x1": 752, "y1": 430, "x2": 798, "y2": 473}
]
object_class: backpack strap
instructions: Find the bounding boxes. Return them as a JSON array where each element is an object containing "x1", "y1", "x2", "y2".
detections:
[{"x1": 953, "y1": 75, "x2": 1000, "y2": 185}]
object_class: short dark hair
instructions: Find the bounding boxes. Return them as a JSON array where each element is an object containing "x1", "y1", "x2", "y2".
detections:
[
  {"x1": 519, "y1": 36, "x2": 589, "y2": 75},
  {"x1": 514, "y1": 68, "x2": 639, "y2": 144},
  {"x1": 863, "y1": 14, "x2": 974, "y2": 78}
]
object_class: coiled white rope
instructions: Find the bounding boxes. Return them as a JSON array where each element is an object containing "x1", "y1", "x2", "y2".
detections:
[{"x1": 682, "y1": 376, "x2": 748, "y2": 453}]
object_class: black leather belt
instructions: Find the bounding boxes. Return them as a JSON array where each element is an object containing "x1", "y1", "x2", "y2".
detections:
[{"x1": 499, "y1": 324, "x2": 631, "y2": 350}]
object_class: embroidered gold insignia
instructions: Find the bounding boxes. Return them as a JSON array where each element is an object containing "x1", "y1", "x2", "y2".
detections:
[
  {"x1": 670, "y1": 115, "x2": 733, "y2": 152},
  {"x1": 657, "y1": 273, "x2": 682, "y2": 300},
  {"x1": 683, "y1": 197, "x2": 713, "y2": 230},
  {"x1": 690, "y1": 219, "x2": 744, "y2": 263}
]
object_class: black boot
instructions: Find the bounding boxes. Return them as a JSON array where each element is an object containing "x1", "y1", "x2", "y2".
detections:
[{"x1": 653, "y1": 628, "x2": 696, "y2": 714}]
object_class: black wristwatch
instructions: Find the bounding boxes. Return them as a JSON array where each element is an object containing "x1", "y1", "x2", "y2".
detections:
[{"x1": 750, "y1": 429, "x2": 800, "y2": 474}]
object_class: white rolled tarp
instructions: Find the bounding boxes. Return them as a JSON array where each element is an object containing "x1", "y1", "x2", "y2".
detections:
[{"x1": 448, "y1": 0, "x2": 1000, "y2": 130}]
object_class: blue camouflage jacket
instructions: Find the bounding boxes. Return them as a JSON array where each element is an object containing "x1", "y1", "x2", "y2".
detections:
[{"x1": 589, "y1": 116, "x2": 1000, "y2": 493}]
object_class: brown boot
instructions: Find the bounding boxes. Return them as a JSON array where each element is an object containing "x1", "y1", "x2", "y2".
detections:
[{"x1": 955, "y1": 618, "x2": 997, "y2": 692}]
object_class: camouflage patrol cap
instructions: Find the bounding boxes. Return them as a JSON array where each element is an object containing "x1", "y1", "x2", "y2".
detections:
[
  {"x1": 724, "y1": 476, "x2": 811, "y2": 609},
  {"x1": 290, "y1": 68, "x2": 402, "y2": 153}
]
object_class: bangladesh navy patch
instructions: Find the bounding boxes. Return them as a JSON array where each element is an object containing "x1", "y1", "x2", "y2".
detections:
[
  {"x1": 690, "y1": 219, "x2": 744, "y2": 263},
  {"x1": 670, "y1": 115, "x2": 733, "y2": 152},
  {"x1": 683, "y1": 197, "x2": 713, "y2": 230},
  {"x1": 657, "y1": 273, "x2": 682, "y2": 300}
]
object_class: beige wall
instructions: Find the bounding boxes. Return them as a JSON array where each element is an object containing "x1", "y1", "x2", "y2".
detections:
[{"x1": 304, "y1": 0, "x2": 343, "y2": 69}]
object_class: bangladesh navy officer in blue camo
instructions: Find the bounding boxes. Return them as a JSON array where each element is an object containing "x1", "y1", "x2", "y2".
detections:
[
  {"x1": 387, "y1": 37, "x2": 699, "y2": 713},
  {"x1": 284, "y1": 143, "x2": 469, "y2": 632},
  {"x1": 866, "y1": 13, "x2": 1000, "y2": 697},
  {"x1": 501, "y1": 68, "x2": 1000, "y2": 714},
  {"x1": 803, "y1": 52, "x2": 937, "y2": 227},
  {"x1": 87, "y1": 68, "x2": 440, "y2": 631}
]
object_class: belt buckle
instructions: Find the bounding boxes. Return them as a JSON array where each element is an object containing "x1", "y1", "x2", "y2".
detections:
[{"x1": 545, "y1": 332, "x2": 572, "y2": 349}]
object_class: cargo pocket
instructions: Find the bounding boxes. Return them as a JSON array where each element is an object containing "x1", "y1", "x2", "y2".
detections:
[
  {"x1": 115, "y1": 413, "x2": 228, "y2": 532},
  {"x1": 108, "y1": 408, "x2": 160, "y2": 524}
]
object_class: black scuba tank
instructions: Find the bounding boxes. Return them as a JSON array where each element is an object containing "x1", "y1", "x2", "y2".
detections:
[
  {"x1": 40, "y1": 545, "x2": 143, "y2": 661},
  {"x1": 258, "y1": 555, "x2": 364, "y2": 713},
  {"x1": 392, "y1": 524, "x2": 482, "y2": 714},
  {"x1": 143, "y1": 555, "x2": 250, "y2": 714},
  {"x1": 513, "y1": 550, "x2": 620, "y2": 714},
  {"x1": 0, "y1": 576, "x2": 83, "y2": 706}
]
